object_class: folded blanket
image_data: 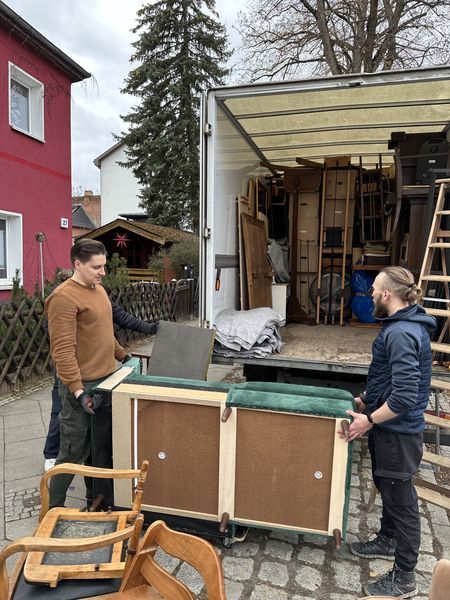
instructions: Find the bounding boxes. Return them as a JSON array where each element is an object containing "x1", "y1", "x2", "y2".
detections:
[{"x1": 213, "y1": 307, "x2": 285, "y2": 358}]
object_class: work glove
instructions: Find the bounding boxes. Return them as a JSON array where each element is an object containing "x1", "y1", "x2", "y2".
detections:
[
  {"x1": 78, "y1": 391, "x2": 103, "y2": 415},
  {"x1": 121, "y1": 354, "x2": 133, "y2": 364}
]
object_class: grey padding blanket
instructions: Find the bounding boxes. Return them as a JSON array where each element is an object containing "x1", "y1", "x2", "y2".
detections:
[{"x1": 213, "y1": 307, "x2": 285, "y2": 358}]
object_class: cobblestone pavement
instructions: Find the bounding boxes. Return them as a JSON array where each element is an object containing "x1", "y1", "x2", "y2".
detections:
[{"x1": 0, "y1": 365, "x2": 448, "y2": 599}]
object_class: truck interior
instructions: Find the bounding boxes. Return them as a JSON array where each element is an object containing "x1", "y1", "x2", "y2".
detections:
[{"x1": 202, "y1": 66, "x2": 450, "y2": 371}]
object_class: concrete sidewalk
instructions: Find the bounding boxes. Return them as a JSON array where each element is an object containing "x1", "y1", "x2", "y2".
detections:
[{"x1": 0, "y1": 351, "x2": 448, "y2": 598}]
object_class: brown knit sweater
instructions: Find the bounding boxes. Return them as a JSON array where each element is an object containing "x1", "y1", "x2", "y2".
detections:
[{"x1": 45, "y1": 279, "x2": 126, "y2": 392}]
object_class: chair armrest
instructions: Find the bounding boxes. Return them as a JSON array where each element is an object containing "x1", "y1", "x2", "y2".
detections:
[
  {"x1": 40, "y1": 461, "x2": 149, "y2": 520},
  {"x1": 0, "y1": 523, "x2": 137, "y2": 600}
]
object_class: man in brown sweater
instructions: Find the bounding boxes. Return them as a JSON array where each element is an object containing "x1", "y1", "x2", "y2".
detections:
[{"x1": 45, "y1": 238, "x2": 128, "y2": 508}]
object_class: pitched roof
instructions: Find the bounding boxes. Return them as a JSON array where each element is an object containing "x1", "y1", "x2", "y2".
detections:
[
  {"x1": 72, "y1": 204, "x2": 95, "y2": 230},
  {"x1": 0, "y1": 1, "x2": 90, "y2": 82},
  {"x1": 81, "y1": 218, "x2": 196, "y2": 245},
  {"x1": 93, "y1": 141, "x2": 124, "y2": 167}
]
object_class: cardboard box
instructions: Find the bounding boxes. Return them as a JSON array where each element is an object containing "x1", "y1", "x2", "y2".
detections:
[
  {"x1": 325, "y1": 156, "x2": 351, "y2": 168},
  {"x1": 323, "y1": 226, "x2": 353, "y2": 249},
  {"x1": 297, "y1": 242, "x2": 319, "y2": 272},
  {"x1": 298, "y1": 217, "x2": 319, "y2": 242},
  {"x1": 298, "y1": 192, "x2": 320, "y2": 220},
  {"x1": 323, "y1": 198, "x2": 355, "y2": 228},
  {"x1": 325, "y1": 170, "x2": 357, "y2": 200}
]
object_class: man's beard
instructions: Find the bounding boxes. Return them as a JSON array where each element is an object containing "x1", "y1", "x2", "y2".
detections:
[{"x1": 372, "y1": 299, "x2": 389, "y2": 319}]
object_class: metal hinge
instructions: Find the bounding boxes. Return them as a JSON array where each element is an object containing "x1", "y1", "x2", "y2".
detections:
[
  {"x1": 203, "y1": 122, "x2": 212, "y2": 135},
  {"x1": 203, "y1": 227, "x2": 211, "y2": 238}
]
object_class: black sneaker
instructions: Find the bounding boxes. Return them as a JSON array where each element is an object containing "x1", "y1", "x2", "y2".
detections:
[
  {"x1": 350, "y1": 532, "x2": 396, "y2": 559},
  {"x1": 363, "y1": 565, "x2": 418, "y2": 598}
]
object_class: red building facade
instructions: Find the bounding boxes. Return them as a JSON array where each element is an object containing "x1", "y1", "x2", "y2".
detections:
[{"x1": 0, "y1": 2, "x2": 89, "y2": 299}]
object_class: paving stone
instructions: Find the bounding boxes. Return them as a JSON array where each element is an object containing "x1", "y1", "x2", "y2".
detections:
[
  {"x1": 155, "y1": 548, "x2": 180, "y2": 573},
  {"x1": 437, "y1": 524, "x2": 450, "y2": 554},
  {"x1": 350, "y1": 488, "x2": 360, "y2": 501},
  {"x1": 351, "y1": 474, "x2": 360, "y2": 487},
  {"x1": 368, "y1": 558, "x2": 395, "y2": 576},
  {"x1": 264, "y1": 539, "x2": 293, "y2": 561},
  {"x1": 366, "y1": 511, "x2": 382, "y2": 530},
  {"x1": 5, "y1": 475, "x2": 41, "y2": 495},
  {"x1": 250, "y1": 584, "x2": 288, "y2": 600},
  {"x1": 421, "y1": 517, "x2": 432, "y2": 534},
  {"x1": 6, "y1": 438, "x2": 45, "y2": 461},
  {"x1": 231, "y1": 542, "x2": 260, "y2": 557},
  {"x1": 329, "y1": 595, "x2": 360, "y2": 600},
  {"x1": 4, "y1": 411, "x2": 43, "y2": 429},
  {"x1": 301, "y1": 535, "x2": 328, "y2": 547},
  {"x1": 4, "y1": 455, "x2": 44, "y2": 482},
  {"x1": 4, "y1": 423, "x2": 45, "y2": 443},
  {"x1": 258, "y1": 561, "x2": 289, "y2": 587},
  {"x1": 346, "y1": 516, "x2": 360, "y2": 534},
  {"x1": 5, "y1": 515, "x2": 38, "y2": 540},
  {"x1": 224, "y1": 579, "x2": 244, "y2": 600},
  {"x1": 291, "y1": 596, "x2": 315, "y2": 600},
  {"x1": 0, "y1": 399, "x2": 42, "y2": 416},
  {"x1": 420, "y1": 533, "x2": 434, "y2": 553},
  {"x1": 333, "y1": 560, "x2": 362, "y2": 591},
  {"x1": 176, "y1": 562, "x2": 203, "y2": 595},
  {"x1": 416, "y1": 553, "x2": 437, "y2": 573},
  {"x1": 297, "y1": 546, "x2": 325, "y2": 566},
  {"x1": 294, "y1": 565, "x2": 322, "y2": 591},
  {"x1": 269, "y1": 530, "x2": 299, "y2": 545},
  {"x1": 222, "y1": 557, "x2": 254, "y2": 581}
]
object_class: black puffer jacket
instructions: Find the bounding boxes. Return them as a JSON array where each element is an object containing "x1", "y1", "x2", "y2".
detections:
[
  {"x1": 365, "y1": 304, "x2": 435, "y2": 434},
  {"x1": 112, "y1": 303, "x2": 157, "y2": 335}
]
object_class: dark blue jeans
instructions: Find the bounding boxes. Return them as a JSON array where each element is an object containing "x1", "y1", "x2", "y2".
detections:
[
  {"x1": 43, "y1": 375, "x2": 61, "y2": 459},
  {"x1": 369, "y1": 428, "x2": 423, "y2": 572}
]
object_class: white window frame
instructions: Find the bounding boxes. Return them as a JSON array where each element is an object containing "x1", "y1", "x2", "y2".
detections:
[
  {"x1": 0, "y1": 211, "x2": 23, "y2": 290},
  {"x1": 8, "y1": 62, "x2": 45, "y2": 142}
]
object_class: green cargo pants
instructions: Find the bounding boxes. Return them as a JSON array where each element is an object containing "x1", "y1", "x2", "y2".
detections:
[{"x1": 49, "y1": 376, "x2": 107, "y2": 509}]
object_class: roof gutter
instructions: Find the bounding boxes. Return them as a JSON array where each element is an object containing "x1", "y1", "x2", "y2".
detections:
[{"x1": 0, "y1": 1, "x2": 90, "y2": 82}]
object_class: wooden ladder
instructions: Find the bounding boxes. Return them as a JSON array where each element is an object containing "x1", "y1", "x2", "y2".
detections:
[{"x1": 418, "y1": 178, "x2": 450, "y2": 356}]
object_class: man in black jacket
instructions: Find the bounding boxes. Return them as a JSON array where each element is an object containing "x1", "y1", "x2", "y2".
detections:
[
  {"x1": 341, "y1": 266, "x2": 435, "y2": 598},
  {"x1": 43, "y1": 303, "x2": 157, "y2": 470}
]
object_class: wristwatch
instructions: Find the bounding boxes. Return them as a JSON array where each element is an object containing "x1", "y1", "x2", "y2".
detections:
[{"x1": 367, "y1": 413, "x2": 376, "y2": 426}]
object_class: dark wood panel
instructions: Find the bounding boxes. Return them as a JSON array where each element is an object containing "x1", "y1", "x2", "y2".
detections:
[
  {"x1": 241, "y1": 214, "x2": 272, "y2": 309},
  {"x1": 136, "y1": 400, "x2": 220, "y2": 515},
  {"x1": 234, "y1": 410, "x2": 335, "y2": 531}
]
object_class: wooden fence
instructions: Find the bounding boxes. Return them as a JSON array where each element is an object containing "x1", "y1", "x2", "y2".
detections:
[{"x1": 0, "y1": 279, "x2": 198, "y2": 395}]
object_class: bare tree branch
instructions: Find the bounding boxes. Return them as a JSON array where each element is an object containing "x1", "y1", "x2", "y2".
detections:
[{"x1": 236, "y1": 0, "x2": 450, "y2": 81}]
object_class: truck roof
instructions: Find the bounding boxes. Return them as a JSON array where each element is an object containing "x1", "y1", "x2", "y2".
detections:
[{"x1": 208, "y1": 66, "x2": 450, "y2": 169}]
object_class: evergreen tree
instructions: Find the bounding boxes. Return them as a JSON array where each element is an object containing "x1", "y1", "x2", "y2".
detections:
[{"x1": 120, "y1": 1, "x2": 231, "y2": 232}]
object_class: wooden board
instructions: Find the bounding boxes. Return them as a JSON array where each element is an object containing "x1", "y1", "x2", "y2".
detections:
[
  {"x1": 147, "y1": 321, "x2": 215, "y2": 380},
  {"x1": 136, "y1": 400, "x2": 221, "y2": 516},
  {"x1": 234, "y1": 409, "x2": 335, "y2": 532},
  {"x1": 241, "y1": 213, "x2": 272, "y2": 309},
  {"x1": 238, "y1": 196, "x2": 251, "y2": 310}
]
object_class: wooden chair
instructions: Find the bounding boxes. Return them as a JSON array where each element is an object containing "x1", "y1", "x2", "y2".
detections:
[
  {"x1": 357, "y1": 558, "x2": 450, "y2": 600},
  {"x1": 0, "y1": 518, "x2": 143, "y2": 600},
  {"x1": 87, "y1": 519, "x2": 227, "y2": 600},
  {"x1": 21, "y1": 461, "x2": 148, "y2": 588}
]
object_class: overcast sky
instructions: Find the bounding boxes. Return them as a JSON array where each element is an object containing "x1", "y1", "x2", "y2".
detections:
[{"x1": 6, "y1": 0, "x2": 244, "y2": 194}]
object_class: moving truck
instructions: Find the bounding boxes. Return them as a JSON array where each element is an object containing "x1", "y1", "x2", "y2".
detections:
[{"x1": 198, "y1": 66, "x2": 450, "y2": 391}]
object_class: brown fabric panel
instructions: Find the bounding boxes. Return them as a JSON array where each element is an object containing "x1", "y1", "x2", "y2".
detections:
[
  {"x1": 234, "y1": 410, "x2": 335, "y2": 531},
  {"x1": 137, "y1": 400, "x2": 220, "y2": 515}
]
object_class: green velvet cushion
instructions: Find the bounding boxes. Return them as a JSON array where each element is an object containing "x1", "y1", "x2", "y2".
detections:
[
  {"x1": 123, "y1": 373, "x2": 231, "y2": 392},
  {"x1": 235, "y1": 381, "x2": 354, "y2": 402},
  {"x1": 226, "y1": 388, "x2": 354, "y2": 418}
]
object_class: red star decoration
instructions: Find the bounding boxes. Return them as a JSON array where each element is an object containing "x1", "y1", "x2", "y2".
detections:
[{"x1": 114, "y1": 232, "x2": 130, "y2": 248}]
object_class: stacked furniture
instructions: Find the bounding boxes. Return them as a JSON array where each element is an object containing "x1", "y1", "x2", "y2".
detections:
[{"x1": 110, "y1": 374, "x2": 355, "y2": 547}]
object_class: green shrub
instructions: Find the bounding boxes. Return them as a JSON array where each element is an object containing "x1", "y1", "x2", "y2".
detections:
[
  {"x1": 102, "y1": 253, "x2": 130, "y2": 289},
  {"x1": 148, "y1": 240, "x2": 198, "y2": 280}
]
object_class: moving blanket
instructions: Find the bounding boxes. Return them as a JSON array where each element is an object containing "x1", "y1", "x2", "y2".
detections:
[{"x1": 213, "y1": 307, "x2": 285, "y2": 358}]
